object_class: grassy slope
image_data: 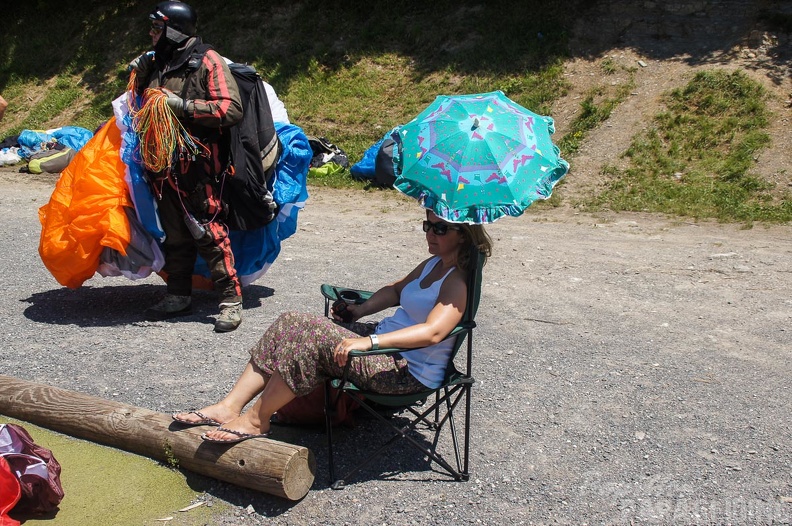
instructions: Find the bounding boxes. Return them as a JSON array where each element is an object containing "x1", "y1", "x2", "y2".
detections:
[
  {"x1": 0, "y1": 1, "x2": 570, "y2": 148},
  {"x1": 0, "y1": 1, "x2": 788, "y2": 222}
]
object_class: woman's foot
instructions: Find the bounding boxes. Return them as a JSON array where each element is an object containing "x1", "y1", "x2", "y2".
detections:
[
  {"x1": 172, "y1": 403, "x2": 239, "y2": 426},
  {"x1": 201, "y1": 413, "x2": 270, "y2": 443}
]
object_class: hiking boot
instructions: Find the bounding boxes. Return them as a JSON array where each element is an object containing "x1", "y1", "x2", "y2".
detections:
[
  {"x1": 214, "y1": 302, "x2": 242, "y2": 333},
  {"x1": 145, "y1": 294, "x2": 192, "y2": 321}
]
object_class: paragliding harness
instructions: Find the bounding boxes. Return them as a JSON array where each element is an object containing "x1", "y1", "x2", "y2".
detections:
[{"x1": 179, "y1": 43, "x2": 281, "y2": 231}]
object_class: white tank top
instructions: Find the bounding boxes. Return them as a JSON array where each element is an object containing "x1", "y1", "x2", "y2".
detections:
[{"x1": 375, "y1": 257, "x2": 456, "y2": 388}]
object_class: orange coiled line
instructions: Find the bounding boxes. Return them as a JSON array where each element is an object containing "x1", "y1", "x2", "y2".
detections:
[{"x1": 127, "y1": 70, "x2": 201, "y2": 173}]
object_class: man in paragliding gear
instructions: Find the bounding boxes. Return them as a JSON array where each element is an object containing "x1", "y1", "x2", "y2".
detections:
[{"x1": 129, "y1": 1, "x2": 245, "y2": 332}]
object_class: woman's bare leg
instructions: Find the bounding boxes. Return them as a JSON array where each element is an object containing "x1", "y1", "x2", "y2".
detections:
[
  {"x1": 202, "y1": 370, "x2": 297, "y2": 440},
  {"x1": 173, "y1": 359, "x2": 267, "y2": 424}
]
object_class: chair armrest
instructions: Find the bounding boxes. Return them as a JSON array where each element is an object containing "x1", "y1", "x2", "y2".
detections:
[{"x1": 348, "y1": 347, "x2": 405, "y2": 358}]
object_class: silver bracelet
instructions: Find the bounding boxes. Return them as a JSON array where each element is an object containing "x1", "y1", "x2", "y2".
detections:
[{"x1": 369, "y1": 333, "x2": 379, "y2": 350}]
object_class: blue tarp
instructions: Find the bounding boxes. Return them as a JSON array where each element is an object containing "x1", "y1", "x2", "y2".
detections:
[
  {"x1": 350, "y1": 136, "x2": 384, "y2": 181},
  {"x1": 18, "y1": 126, "x2": 94, "y2": 158}
]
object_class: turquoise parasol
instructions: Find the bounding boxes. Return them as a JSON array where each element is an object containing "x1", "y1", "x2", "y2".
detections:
[{"x1": 393, "y1": 90, "x2": 569, "y2": 224}]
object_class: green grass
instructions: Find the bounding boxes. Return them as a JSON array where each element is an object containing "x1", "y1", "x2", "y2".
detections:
[
  {"x1": 11, "y1": 75, "x2": 82, "y2": 130},
  {"x1": 588, "y1": 69, "x2": 790, "y2": 223}
]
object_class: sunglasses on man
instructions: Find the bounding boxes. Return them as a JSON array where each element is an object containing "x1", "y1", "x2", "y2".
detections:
[
  {"x1": 422, "y1": 220, "x2": 462, "y2": 236},
  {"x1": 151, "y1": 23, "x2": 165, "y2": 33}
]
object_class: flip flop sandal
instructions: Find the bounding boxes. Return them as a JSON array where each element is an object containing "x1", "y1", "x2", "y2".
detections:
[
  {"x1": 171, "y1": 410, "x2": 222, "y2": 427},
  {"x1": 201, "y1": 426, "x2": 271, "y2": 444}
]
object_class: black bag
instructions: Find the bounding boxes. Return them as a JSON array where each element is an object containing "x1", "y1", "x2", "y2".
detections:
[
  {"x1": 307, "y1": 136, "x2": 349, "y2": 169},
  {"x1": 186, "y1": 44, "x2": 280, "y2": 231},
  {"x1": 373, "y1": 136, "x2": 397, "y2": 188},
  {"x1": 224, "y1": 61, "x2": 281, "y2": 230}
]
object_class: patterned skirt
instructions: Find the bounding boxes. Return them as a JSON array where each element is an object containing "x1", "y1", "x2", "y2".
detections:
[{"x1": 249, "y1": 311, "x2": 426, "y2": 396}]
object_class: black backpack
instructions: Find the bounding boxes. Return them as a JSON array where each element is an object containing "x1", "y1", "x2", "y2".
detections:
[
  {"x1": 185, "y1": 44, "x2": 280, "y2": 231},
  {"x1": 373, "y1": 135, "x2": 397, "y2": 188}
]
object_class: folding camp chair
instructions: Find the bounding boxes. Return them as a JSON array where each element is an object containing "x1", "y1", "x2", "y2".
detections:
[{"x1": 320, "y1": 247, "x2": 484, "y2": 489}]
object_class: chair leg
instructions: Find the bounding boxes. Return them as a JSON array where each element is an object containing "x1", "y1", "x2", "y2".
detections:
[
  {"x1": 326, "y1": 363, "x2": 355, "y2": 489},
  {"x1": 324, "y1": 381, "x2": 341, "y2": 488},
  {"x1": 338, "y1": 386, "x2": 469, "y2": 484},
  {"x1": 410, "y1": 390, "x2": 468, "y2": 480},
  {"x1": 443, "y1": 387, "x2": 464, "y2": 474},
  {"x1": 432, "y1": 390, "x2": 440, "y2": 429},
  {"x1": 425, "y1": 385, "x2": 469, "y2": 479},
  {"x1": 462, "y1": 381, "x2": 472, "y2": 480}
]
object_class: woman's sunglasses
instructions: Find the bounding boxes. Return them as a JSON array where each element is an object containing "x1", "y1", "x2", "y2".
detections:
[
  {"x1": 151, "y1": 23, "x2": 165, "y2": 33},
  {"x1": 422, "y1": 220, "x2": 461, "y2": 236}
]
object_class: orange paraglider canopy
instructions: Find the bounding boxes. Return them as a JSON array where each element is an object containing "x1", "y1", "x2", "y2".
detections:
[{"x1": 38, "y1": 118, "x2": 133, "y2": 289}]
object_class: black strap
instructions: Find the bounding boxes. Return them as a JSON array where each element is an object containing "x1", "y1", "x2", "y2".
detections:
[{"x1": 179, "y1": 43, "x2": 214, "y2": 99}]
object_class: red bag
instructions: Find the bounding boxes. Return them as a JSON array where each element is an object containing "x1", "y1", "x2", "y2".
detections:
[
  {"x1": 0, "y1": 424, "x2": 64, "y2": 515},
  {"x1": 0, "y1": 457, "x2": 21, "y2": 526},
  {"x1": 274, "y1": 384, "x2": 360, "y2": 427}
]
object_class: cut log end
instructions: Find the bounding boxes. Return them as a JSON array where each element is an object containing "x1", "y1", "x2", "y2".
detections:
[{"x1": 282, "y1": 447, "x2": 317, "y2": 501}]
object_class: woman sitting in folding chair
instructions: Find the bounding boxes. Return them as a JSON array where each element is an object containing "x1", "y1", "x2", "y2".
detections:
[{"x1": 173, "y1": 210, "x2": 492, "y2": 443}]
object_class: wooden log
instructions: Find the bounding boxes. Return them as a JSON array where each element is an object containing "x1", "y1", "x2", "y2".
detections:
[{"x1": 0, "y1": 375, "x2": 315, "y2": 501}]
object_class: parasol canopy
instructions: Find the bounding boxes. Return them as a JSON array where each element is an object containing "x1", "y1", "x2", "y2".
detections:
[{"x1": 393, "y1": 90, "x2": 569, "y2": 224}]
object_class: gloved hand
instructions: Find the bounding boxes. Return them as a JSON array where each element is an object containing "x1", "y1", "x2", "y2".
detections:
[
  {"x1": 162, "y1": 89, "x2": 192, "y2": 118},
  {"x1": 128, "y1": 52, "x2": 154, "y2": 76}
]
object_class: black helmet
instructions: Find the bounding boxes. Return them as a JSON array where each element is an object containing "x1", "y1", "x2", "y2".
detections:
[{"x1": 150, "y1": 1, "x2": 197, "y2": 37}]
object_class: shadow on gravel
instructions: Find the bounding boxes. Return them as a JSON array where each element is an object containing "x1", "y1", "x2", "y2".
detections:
[
  {"x1": 21, "y1": 283, "x2": 274, "y2": 327},
  {"x1": 192, "y1": 418, "x2": 451, "y2": 516}
]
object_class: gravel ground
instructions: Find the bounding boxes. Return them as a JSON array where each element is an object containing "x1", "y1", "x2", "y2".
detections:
[{"x1": 1, "y1": 169, "x2": 791, "y2": 525}]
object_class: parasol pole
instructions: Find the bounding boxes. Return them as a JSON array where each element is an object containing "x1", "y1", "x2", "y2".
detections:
[{"x1": 0, "y1": 375, "x2": 315, "y2": 501}]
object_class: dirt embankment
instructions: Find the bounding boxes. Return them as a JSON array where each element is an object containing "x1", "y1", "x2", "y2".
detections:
[{"x1": 552, "y1": 0, "x2": 791, "y2": 205}]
